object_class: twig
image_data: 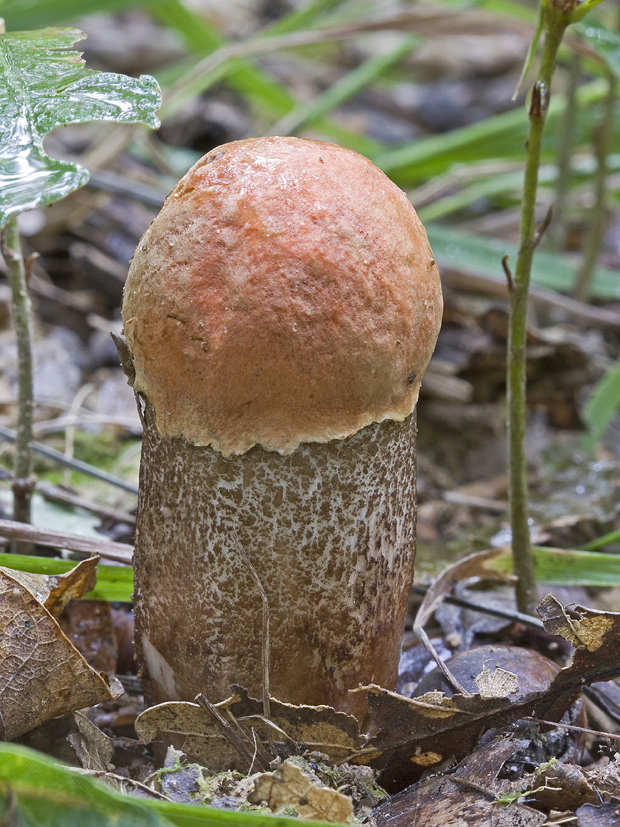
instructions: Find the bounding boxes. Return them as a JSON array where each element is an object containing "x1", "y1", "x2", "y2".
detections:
[
  {"x1": 440, "y1": 266, "x2": 620, "y2": 330},
  {"x1": 502, "y1": 256, "x2": 513, "y2": 292},
  {"x1": 0, "y1": 423, "x2": 139, "y2": 494},
  {"x1": 410, "y1": 585, "x2": 544, "y2": 629},
  {"x1": 549, "y1": 52, "x2": 581, "y2": 250},
  {"x1": 0, "y1": 218, "x2": 35, "y2": 542},
  {"x1": 194, "y1": 693, "x2": 270, "y2": 772},
  {"x1": 573, "y1": 57, "x2": 616, "y2": 301},
  {"x1": 0, "y1": 470, "x2": 135, "y2": 525},
  {"x1": 0, "y1": 518, "x2": 133, "y2": 564},
  {"x1": 235, "y1": 538, "x2": 272, "y2": 731},
  {"x1": 533, "y1": 204, "x2": 553, "y2": 248},
  {"x1": 524, "y1": 716, "x2": 620, "y2": 742}
]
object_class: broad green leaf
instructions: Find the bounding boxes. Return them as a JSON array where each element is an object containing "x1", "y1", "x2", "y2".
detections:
[
  {"x1": 0, "y1": 27, "x2": 161, "y2": 227},
  {"x1": 0, "y1": 744, "x2": 336, "y2": 827},
  {"x1": 582, "y1": 357, "x2": 620, "y2": 450},
  {"x1": 427, "y1": 223, "x2": 620, "y2": 300}
]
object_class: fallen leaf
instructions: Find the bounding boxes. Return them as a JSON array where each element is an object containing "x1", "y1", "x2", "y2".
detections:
[
  {"x1": 135, "y1": 686, "x2": 362, "y2": 773},
  {"x1": 577, "y1": 797, "x2": 620, "y2": 827},
  {"x1": 358, "y1": 599, "x2": 620, "y2": 792},
  {"x1": 1, "y1": 555, "x2": 99, "y2": 618},
  {"x1": 0, "y1": 569, "x2": 122, "y2": 741},
  {"x1": 68, "y1": 711, "x2": 115, "y2": 772},
  {"x1": 371, "y1": 733, "x2": 546, "y2": 827},
  {"x1": 475, "y1": 666, "x2": 519, "y2": 699},
  {"x1": 248, "y1": 758, "x2": 353, "y2": 823}
]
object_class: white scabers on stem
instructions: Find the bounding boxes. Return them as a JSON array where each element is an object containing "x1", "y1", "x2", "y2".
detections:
[{"x1": 122, "y1": 137, "x2": 442, "y2": 718}]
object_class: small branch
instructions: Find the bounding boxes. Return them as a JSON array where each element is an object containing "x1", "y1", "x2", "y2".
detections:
[
  {"x1": 0, "y1": 518, "x2": 133, "y2": 563},
  {"x1": 235, "y1": 537, "x2": 276, "y2": 758},
  {"x1": 0, "y1": 422, "x2": 139, "y2": 494},
  {"x1": 502, "y1": 256, "x2": 513, "y2": 292},
  {"x1": 194, "y1": 693, "x2": 270, "y2": 773},
  {"x1": 549, "y1": 52, "x2": 580, "y2": 250},
  {"x1": 235, "y1": 538, "x2": 272, "y2": 727},
  {"x1": 533, "y1": 204, "x2": 553, "y2": 248},
  {"x1": 573, "y1": 63, "x2": 616, "y2": 302},
  {"x1": 1, "y1": 217, "x2": 35, "y2": 550},
  {"x1": 508, "y1": 8, "x2": 569, "y2": 616}
]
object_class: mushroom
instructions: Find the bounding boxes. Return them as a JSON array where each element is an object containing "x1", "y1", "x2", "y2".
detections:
[{"x1": 121, "y1": 136, "x2": 442, "y2": 718}]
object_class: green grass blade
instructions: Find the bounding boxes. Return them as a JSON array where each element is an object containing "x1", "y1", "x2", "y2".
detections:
[
  {"x1": 582, "y1": 358, "x2": 620, "y2": 450},
  {"x1": 0, "y1": 743, "x2": 335, "y2": 827},
  {"x1": 0, "y1": 553, "x2": 133, "y2": 602},
  {"x1": 427, "y1": 223, "x2": 620, "y2": 299},
  {"x1": 272, "y1": 34, "x2": 419, "y2": 135},
  {"x1": 0, "y1": 0, "x2": 157, "y2": 29},
  {"x1": 375, "y1": 79, "x2": 608, "y2": 183},
  {"x1": 151, "y1": 0, "x2": 351, "y2": 122},
  {"x1": 582, "y1": 527, "x2": 620, "y2": 551},
  {"x1": 490, "y1": 546, "x2": 620, "y2": 586},
  {"x1": 0, "y1": 743, "x2": 173, "y2": 826}
]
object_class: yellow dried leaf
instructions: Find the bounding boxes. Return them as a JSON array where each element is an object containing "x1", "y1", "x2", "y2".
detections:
[{"x1": 249, "y1": 759, "x2": 353, "y2": 823}]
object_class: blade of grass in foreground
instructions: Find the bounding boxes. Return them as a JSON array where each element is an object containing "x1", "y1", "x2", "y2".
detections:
[
  {"x1": 3, "y1": 542, "x2": 620, "y2": 603},
  {"x1": 0, "y1": 743, "x2": 335, "y2": 827}
]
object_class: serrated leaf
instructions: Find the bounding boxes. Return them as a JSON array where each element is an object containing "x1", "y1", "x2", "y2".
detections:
[{"x1": 0, "y1": 27, "x2": 161, "y2": 226}]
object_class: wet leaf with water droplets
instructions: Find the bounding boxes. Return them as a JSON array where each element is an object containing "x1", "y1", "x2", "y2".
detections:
[{"x1": 0, "y1": 27, "x2": 161, "y2": 227}]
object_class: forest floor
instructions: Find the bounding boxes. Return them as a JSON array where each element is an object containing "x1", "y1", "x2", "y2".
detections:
[{"x1": 1, "y1": 2, "x2": 620, "y2": 826}]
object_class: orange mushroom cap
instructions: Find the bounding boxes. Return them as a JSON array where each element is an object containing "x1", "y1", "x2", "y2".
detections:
[{"x1": 122, "y1": 136, "x2": 442, "y2": 456}]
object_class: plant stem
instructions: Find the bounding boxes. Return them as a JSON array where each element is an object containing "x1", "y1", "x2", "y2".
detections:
[
  {"x1": 549, "y1": 52, "x2": 580, "y2": 250},
  {"x1": 573, "y1": 68, "x2": 617, "y2": 301},
  {"x1": 509, "y1": 7, "x2": 568, "y2": 616},
  {"x1": 1, "y1": 217, "x2": 35, "y2": 533}
]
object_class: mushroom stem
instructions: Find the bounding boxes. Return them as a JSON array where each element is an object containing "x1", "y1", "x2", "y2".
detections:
[{"x1": 134, "y1": 400, "x2": 417, "y2": 718}]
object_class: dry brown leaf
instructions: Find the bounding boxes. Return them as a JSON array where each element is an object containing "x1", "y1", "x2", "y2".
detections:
[
  {"x1": 577, "y1": 797, "x2": 620, "y2": 827},
  {"x1": 1, "y1": 555, "x2": 99, "y2": 618},
  {"x1": 359, "y1": 599, "x2": 620, "y2": 792},
  {"x1": 413, "y1": 548, "x2": 515, "y2": 694},
  {"x1": 538, "y1": 594, "x2": 614, "y2": 653},
  {"x1": 372, "y1": 734, "x2": 546, "y2": 827},
  {"x1": 248, "y1": 758, "x2": 353, "y2": 823},
  {"x1": 135, "y1": 686, "x2": 362, "y2": 772},
  {"x1": 68, "y1": 711, "x2": 115, "y2": 771},
  {"x1": 0, "y1": 569, "x2": 122, "y2": 741},
  {"x1": 475, "y1": 666, "x2": 519, "y2": 699}
]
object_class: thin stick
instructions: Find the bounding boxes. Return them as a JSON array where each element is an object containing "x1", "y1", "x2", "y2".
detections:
[
  {"x1": 0, "y1": 218, "x2": 35, "y2": 542},
  {"x1": 0, "y1": 518, "x2": 133, "y2": 563},
  {"x1": 573, "y1": 60, "x2": 616, "y2": 301},
  {"x1": 524, "y1": 716, "x2": 620, "y2": 742},
  {"x1": 549, "y1": 52, "x2": 581, "y2": 250},
  {"x1": 0, "y1": 423, "x2": 139, "y2": 494},
  {"x1": 194, "y1": 693, "x2": 270, "y2": 772},
  {"x1": 235, "y1": 539, "x2": 272, "y2": 726}
]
